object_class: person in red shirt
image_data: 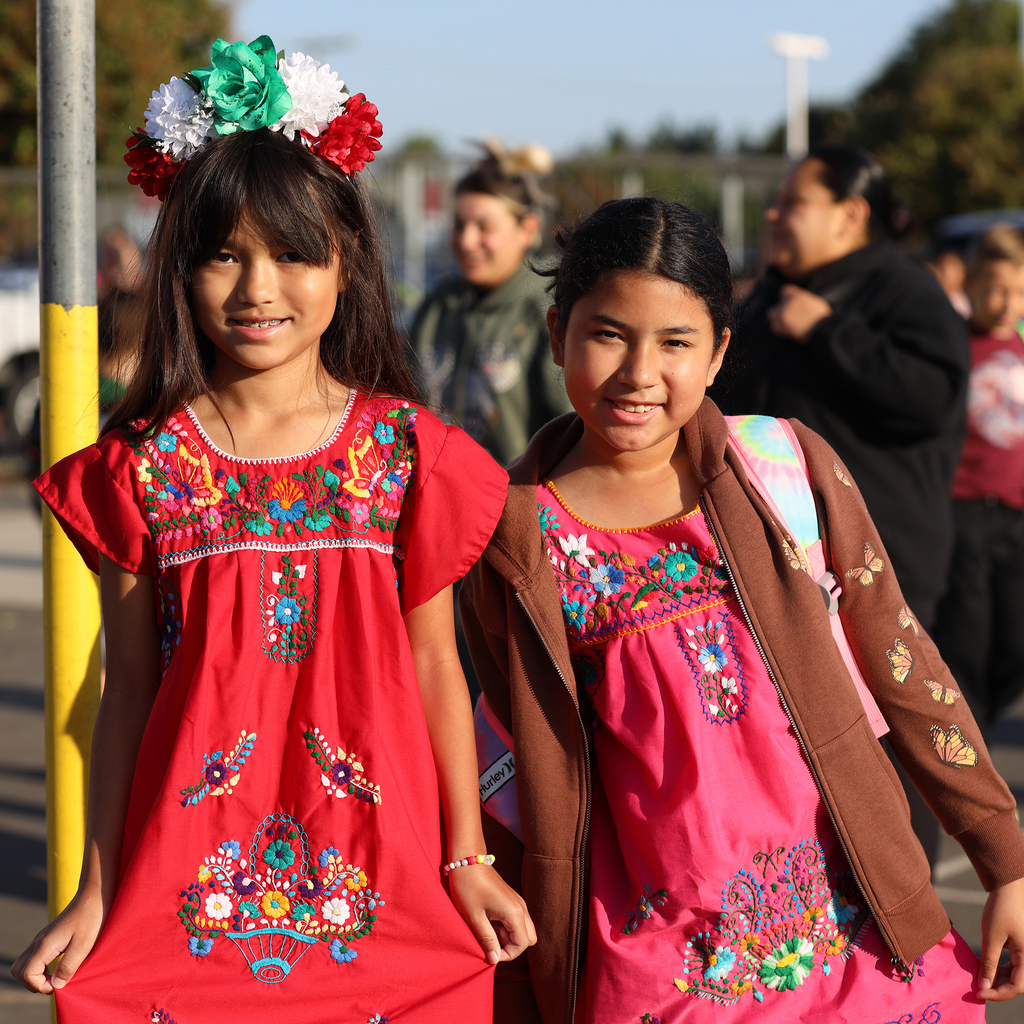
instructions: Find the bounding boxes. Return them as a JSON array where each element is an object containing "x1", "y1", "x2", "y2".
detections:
[{"x1": 935, "y1": 224, "x2": 1024, "y2": 735}]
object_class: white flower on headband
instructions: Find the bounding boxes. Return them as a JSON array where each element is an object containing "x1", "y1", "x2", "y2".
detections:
[
  {"x1": 144, "y1": 77, "x2": 216, "y2": 160},
  {"x1": 273, "y1": 52, "x2": 350, "y2": 142}
]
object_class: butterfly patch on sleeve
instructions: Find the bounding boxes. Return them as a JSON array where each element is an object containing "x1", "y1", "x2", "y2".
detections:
[
  {"x1": 780, "y1": 537, "x2": 803, "y2": 571},
  {"x1": 845, "y1": 543, "x2": 884, "y2": 586},
  {"x1": 897, "y1": 606, "x2": 920, "y2": 636},
  {"x1": 833, "y1": 461, "x2": 853, "y2": 487},
  {"x1": 924, "y1": 678, "x2": 961, "y2": 705},
  {"x1": 930, "y1": 724, "x2": 978, "y2": 769},
  {"x1": 886, "y1": 638, "x2": 914, "y2": 683}
]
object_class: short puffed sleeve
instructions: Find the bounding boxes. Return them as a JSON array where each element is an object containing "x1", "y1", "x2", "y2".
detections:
[
  {"x1": 34, "y1": 432, "x2": 154, "y2": 575},
  {"x1": 395, "y1": 409, "x2": 508, "y2": 615}
]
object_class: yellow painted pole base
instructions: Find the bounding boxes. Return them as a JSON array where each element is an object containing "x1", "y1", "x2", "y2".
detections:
[{"x1": 40, "y1": 303, "x2": 101, "y2": 922}]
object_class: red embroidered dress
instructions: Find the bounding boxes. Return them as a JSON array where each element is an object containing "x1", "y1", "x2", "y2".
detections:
[
  {"x1": 536, "y1": 480, "x2": 984, "y2": 1024},
  {"x1": 36, "y1": 392, "x2": 508, "y2": 1024}
]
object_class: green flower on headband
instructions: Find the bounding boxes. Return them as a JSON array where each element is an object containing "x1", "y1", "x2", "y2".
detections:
[{"x1": 191, "y1": 35, "x2": 292, "y2": 135}]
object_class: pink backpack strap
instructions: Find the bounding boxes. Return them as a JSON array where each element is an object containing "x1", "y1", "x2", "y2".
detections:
[{"x1": 725, "y1": 416, "x2": 889, "y2": 739}]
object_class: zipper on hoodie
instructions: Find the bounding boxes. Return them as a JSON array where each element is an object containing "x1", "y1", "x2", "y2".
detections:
[
  {"x1": 700, "y1": 497, "x2": 910, "y2": 978},
  {"x1": 514, "y1": 591, "x2": 592, "y2": 1024}
]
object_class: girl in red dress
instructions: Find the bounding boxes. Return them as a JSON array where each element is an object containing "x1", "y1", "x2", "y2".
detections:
[{"x1": 12, "y1": 36, "x2": 533, "y2": 1024}]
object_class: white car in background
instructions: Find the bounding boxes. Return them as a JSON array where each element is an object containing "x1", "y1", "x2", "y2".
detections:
[{"x1": 0, "y1": 266, "x2": 40, "y2": 447}]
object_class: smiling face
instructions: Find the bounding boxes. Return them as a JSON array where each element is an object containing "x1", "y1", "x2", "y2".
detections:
[
  {"x1": 451, "y1": 192, "x2": 540, "y2": 291},
  {"x1": 765, "y1": 158, "x2": 870, "y2": 279},
  {"x1": 191, "y1": 218, "x2": 343, "y2": 381},
  {"x1": 549, "y1": 270, "x2": 728, "y2": 464}
]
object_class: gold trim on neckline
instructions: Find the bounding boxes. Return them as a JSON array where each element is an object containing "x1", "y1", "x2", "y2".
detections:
[{"x1": 542, "y1": 478, "x2": 700, "y2": 534}]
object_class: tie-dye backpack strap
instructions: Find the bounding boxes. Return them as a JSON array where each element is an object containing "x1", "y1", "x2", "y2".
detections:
[
  {"x1": 725, "y1": 415, "x2": 820, "y2": 559},
  {"x1": 474, "y1": 694, "x2": 523, "y2": 841},
  {"x1": 725, "y1": 415, "x2": 889, "y2": 739}
]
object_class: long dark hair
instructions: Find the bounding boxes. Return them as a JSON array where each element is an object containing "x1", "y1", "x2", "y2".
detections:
[
  {"x1": 104, "y1": 128, "x2": 421, "y2": 437},
  {"x1": 541, "y1": 197, "x2": 732, "y2": 348},
  {"x1": 808, "y1": 144, "x2": 911, "y2": 241}
]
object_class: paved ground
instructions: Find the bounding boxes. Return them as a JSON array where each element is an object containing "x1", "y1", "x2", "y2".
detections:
[{"x1": 0, "y1": 477, "x2": 1023, "y2": 1021}]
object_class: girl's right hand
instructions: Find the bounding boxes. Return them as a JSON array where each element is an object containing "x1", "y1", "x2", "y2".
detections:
[{"x1": 10, "y1": 888, "x2": 105, "y2": 994}]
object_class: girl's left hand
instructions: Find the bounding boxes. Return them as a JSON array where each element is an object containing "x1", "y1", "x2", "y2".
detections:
[
  {"x1": 977, "y1": 876, "x2": 1024, "y2": 1000},
  {"x1": 447, "y1": 864, "x2": 537, "y2": 965},
  {"x1": 767, "y1": 284, "x2": 833, "y2": 343}
]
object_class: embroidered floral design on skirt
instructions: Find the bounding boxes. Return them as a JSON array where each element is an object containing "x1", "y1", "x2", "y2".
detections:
[
  {"x1": 179, "y1": 729, "x2": 257, "y2": 806},
  {"x1": 673, "y1": 837, "x2": 869, "y2": 1005},
  {"x1": 262, "y1": 551, "x2": 317, "y2": 664},
  {"x1": 884, "y1": 1002, "x2": 942, "y2": 1024},
  {"x1": 177, "y1": 813, "x2": 384, "y2": 983},
  {"x1": 676, "y1": 616, "x2": 748, "y2": 724},
  {"x1": 623, "y1": 884, "x2": 668, "y2": 935},
  {"x1": 304, "y1": 726, "x2": 381, "y2": 804},
  {"x1": 158, "y1": 577, "x2": 183, "y2": 674}
]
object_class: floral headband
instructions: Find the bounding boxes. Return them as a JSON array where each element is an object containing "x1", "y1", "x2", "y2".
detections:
[{"x1": 124, "y1": 35, "x2": 382, "y2": 199}]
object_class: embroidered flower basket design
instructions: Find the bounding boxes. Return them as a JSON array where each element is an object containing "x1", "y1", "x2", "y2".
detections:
[
  {"x1": 304, "y1": 726, "x2": 381, "y2": 804},
  {"x1": 262, "y1": 551, "x2": 317, "y2": 664},
  {"x1": 131, "y1": 399, "x2": 417, "y2": 569},
  {"x1": 677, "y1": 616, "x2": 749, "y2": 725},
  {"x1": 226, "y1": 927, "x2": 317, "y2": 983},
  {"x1": 177, "y1": 813, "x2": 384, "y2": 983},
  {"x1": 623, "y1": 884, "x2": 668, "y2": 935},
  {"x1": 149, "y1": 1011, "x2": 176, "y2": 1024},
  {"x1": 672, "y1": 837, "x2": 869, "y2": 1005},
  {"x1": 180, "y1": 729, "x2": 257, "y2": 807}
]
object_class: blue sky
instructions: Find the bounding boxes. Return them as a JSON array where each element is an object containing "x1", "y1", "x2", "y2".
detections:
[{"x1": 235, "y1": 0, "x2": 949, "y2": 156}]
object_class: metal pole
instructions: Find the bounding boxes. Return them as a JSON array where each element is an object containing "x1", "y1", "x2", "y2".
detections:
[
  {"x1": 1020, "y1": 0, "x2": 1024, "y2": 68},
  {"x1": 401, "y1": 161, "x2": 426, "y2": 298},
  {"x1": 37, "y1": 0, "x2": 102, "y2": 929},
  {"x1": 620, "y1": 169, "x2": 643, "y2": 199},
  {"x1": 785, "y1": 56, "x2": 809, "y2": 160},
  {"x1": 721, "y1": 173, "x2": 745, "y2": 271},
  {"x1": 770, "y1": 33, "x2": 829, "y2": 162}
]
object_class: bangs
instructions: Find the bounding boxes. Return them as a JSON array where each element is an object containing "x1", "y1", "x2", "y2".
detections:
[{"x1": 181, "y1": 130, "x2": 342, "y2": 270}]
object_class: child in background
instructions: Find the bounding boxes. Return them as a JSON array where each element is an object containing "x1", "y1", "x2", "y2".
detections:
[
  {"x1": 461, "y1": 198, "x2": 1024, "y2": 1023},
  {"x1": 12, "y1": 36, "x2": 532, "y2": 1023},
  {"x1": 935, "y1": 224, "x2": 1024, "y2": 735}
]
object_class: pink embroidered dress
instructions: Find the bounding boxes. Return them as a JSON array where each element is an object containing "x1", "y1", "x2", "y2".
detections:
[
  {"x1": 536, "y1": 480, "x2": 984, "y2": 1024},
  {"x1": 35, "y1": 392, "x2": 508, "y2": 1024}
]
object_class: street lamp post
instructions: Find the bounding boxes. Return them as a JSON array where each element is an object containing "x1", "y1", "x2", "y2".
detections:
[
  {"x1": 770, "y1": 32, "x2": 830, "y2": 160},
  {"x1": 37, "y1": 0, "x2": 102, "y2": 930}
]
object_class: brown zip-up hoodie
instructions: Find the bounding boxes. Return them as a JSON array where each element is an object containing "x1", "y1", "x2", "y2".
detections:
[{"x1": 461, "y1": 398, "x2": 1024, "y2": 1024}]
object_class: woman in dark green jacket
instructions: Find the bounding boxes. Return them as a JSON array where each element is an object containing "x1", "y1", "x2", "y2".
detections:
[{"x1": 411, "y1": 142, "x2": 572, "y2": 465}]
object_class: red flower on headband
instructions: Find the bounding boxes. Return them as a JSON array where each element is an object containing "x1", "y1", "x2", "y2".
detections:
[
  {"x1": 305, "y1": 94, "x2": 383, "y2": 176},
  {"x1": 124, "y1": 131, "x2": 183, "y2": 200}
]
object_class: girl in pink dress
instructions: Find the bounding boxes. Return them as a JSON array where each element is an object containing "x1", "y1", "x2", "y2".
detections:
[
  {"x1": 461, "y1": 198, "x2": 1024, "y2": 1023},
  {"x1": 12, "y1": 36, "x2": 533, "y2": 1023}
]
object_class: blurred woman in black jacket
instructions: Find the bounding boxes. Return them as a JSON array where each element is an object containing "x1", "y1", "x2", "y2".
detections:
[{"x1": 722, "y1": 145, "x2": 969, "y2": 630}]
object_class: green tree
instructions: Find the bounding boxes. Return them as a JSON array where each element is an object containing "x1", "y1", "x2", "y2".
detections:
[
  {"x1": 751, "y1": 1, "x2": 1024, "y2": 226},
  {"x1": 645, "y1": 120, "x2": 718, "y2": 155},
  {"x1": 0, "y1": 0, "x2": 230, "y2": 167},
  {"x1": 846, "y1": 0, "x2": 1024, "y2": 225}
]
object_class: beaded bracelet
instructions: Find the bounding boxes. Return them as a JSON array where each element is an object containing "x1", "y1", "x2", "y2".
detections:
[{"x1": 442, "y1": 854, "x2": 496, "y2": 876}]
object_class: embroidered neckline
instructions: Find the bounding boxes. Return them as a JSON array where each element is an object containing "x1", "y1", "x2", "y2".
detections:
[
  {"x1": 543, "y1": 477, "x2": 700, "y2": 534},
  {"x1": 183, "y1": 389, "x2": 358, "y2": 465}
]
